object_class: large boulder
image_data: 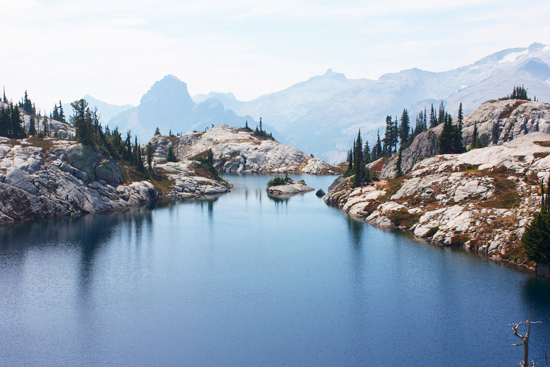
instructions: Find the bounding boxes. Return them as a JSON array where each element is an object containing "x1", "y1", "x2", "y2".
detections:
[{"x1": 66, "y1": 144, "x2": 123, "y2": 185}]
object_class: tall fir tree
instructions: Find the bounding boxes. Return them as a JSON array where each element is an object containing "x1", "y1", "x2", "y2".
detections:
[
  {"x1": 58, "y1": 101, "x2": 65, "y2": 122},
  {"x1": 429, "y1": 104, "x2": 438, "y2": 128},
  {"x1": 438, "y1": 114, "x2": 453, "y2": 154},
  {"x1": 28, "y1": 116, "x2": 37, "y2": 136},
  {"x1": 399, "y1": 109, "x2": 410, "y2": 147}
]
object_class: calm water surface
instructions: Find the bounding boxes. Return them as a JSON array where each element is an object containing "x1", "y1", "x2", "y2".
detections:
[{"x1": 1, "y1": 174, "x2": 549, "y2": 366}]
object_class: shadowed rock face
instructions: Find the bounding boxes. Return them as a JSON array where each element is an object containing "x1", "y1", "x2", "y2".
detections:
[
  {"x1": 0, "y1": 139, "x2": 157, "y2": 224},
  {"x1": 66, "y1": 144, "x2": 124, "y2": 186},
  {"x1": 381, "y1": 100, "x2": 550, "y2": 178}
]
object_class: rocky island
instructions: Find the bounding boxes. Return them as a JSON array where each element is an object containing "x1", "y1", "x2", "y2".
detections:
[{"x1": 266, "y1": 177, "x2": 315, "y2": 196}]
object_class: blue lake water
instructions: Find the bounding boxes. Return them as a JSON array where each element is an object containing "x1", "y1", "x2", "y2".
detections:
[{"x1": 1, "y1": 174, "x2": 549, "y2": 366}]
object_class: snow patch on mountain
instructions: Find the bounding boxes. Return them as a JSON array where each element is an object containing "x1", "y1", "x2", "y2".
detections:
[{"x1": 499, "y1": 50, "x2": 529, "y2": 63}]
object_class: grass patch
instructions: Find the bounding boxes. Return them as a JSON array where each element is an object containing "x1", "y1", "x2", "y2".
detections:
[
  {"x1": 480, "y1": 177, "x2": 520, "y2": 209},
  {"x1": 534, "y1": 141, "x2": 550, "y2": 147},
  {"x1": 451, "y1": 233, "x2": 470, "y2": 246},
  {"x1": 382, "y1": 176, "x2": 406, "y2": 199},
  {"x1": 387, "y1": 209, "x2": 422, "y2": 228},
  {"x1": 25, "y1": 136, "x2": 57, "y2": 154}
]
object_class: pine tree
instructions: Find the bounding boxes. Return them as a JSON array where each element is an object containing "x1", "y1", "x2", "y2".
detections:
[
  {"x1": 58, "y1": 101, "x2": 65, "y2": 122},
  {"x1": 522, "y1": 182, "x2": 550, "y2": 263},
  {"x1": 395, "y1": 147, "x2": 403, "y2": 178},
  {"x1": 375, "y1": 130, "x2": 382, "y2": 160},
  {"x1": 146, "y1": 142, "x2": 154, "y2": 172},
  {"x1": 11, "y1": 105, "x2": 26, "y2": 138},
  {"x1": 155, "y1": 127, "x2": 161, "y2": 135},
  {"x1": 52, "y1": 103, "x2": 60, "y2": 121},
  {"x1": 363, "y1": 140, "x2": 370, "y2": 164},
  {"x1": 2, "y1": 86, "x2": 7, "y2": 103},
  {"x1": 438, "y1": 102, "x2": 445, "y2": 126},
  {"x1": 28, "y1": 116, "x2": 37, "y2": 136},
  {"x1": 399, "y1": 109, "x2": 410, "y2": 147},
  {"x1": 70, "y1": 99, "x2": 94, "y2": 146},
  {"x1": 383, "y1": 116, "x2": 393, "y2": 155},
  {"x1": 438, "y1": 113, "x2": 453, "y2": 154},
  {"x1": 429, "y1": 104, "x2": 438, "y2": 128},
  {"x1": 166, "y1": 145, "x2": 177, "y2": 162},
  {"x1": 470, "y1": 122, "x2": 483, "y2": 149}
]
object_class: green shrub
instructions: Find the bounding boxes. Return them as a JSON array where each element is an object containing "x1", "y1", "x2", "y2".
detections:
[{"x1": 267, "y1": 176, "x2": 292, "y2": 187}]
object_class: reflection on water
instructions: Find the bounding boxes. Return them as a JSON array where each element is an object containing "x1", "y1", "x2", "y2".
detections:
[{"x1": 1, "y1": 174, "x2": 550, "y2": 367}]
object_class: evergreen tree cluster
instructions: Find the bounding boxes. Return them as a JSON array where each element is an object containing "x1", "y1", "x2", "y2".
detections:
[
  {"x1": 344, "y1": 130, "x2": 371, "y2": 188},
  {"x1": 194, "y1": 148, "x2": 219, "y2": 179},
  {"x1": 500, "y1": 85, "x2": 531, "y2": 101},
  {"x1": 438, "y1": 103, "x2": 465, "y2": 154},
  {"x1": 0, "y1": 102, "x2": 26, "y2": 138},
  {"x1": 69, "y1": 98, "x2": 149, "y2": 175},
  {"x1": 18, "y1": 90, "x2": 36, "y2": 115},
  {"x1": 522, "y1": 182, "x2": 550, "y2": 263},
  {"x1": 51, "y1": 101, "x2": 66, "y2": 122},
  {"x1": 253, "y1": 118, "x2": 275, "y2": 140}
]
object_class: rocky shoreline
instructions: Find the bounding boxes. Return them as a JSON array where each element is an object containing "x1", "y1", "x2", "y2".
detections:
[
  {"x1": 324, "y1": 133, "x2": 550, "y2": 277},
  {"x1": 0, "y1": 137, "x2": 158, "y2": 224}
]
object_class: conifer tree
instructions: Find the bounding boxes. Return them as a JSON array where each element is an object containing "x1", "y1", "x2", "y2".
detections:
[
  {"x1": 28, "y1": 116, "x2": 37, "y2": 136},
  {"x1": 70, "y1": 99, "x2": 94, "y2": 145},
  {"x1": 470, "y1": 122, "x2": 483, "y2": 149},
  {"x1": 166, "y1": 145, "x2": 177, "y2": 162},
  {"x1": 155, "y1": 127, "x2": 161, "y2": 135},
  {"x1": 2, "y1": 86, "x2": 6, "y2": 103},
  {"x1": 363, "y1": 140, "x2": 370, "y2": 164},
  {"x1": 11, "y1": 105, "x2": 26, "y2": 138},
  {"x1": 58, "y1": 101, "x2": 65, "y2": 122},
  {"x1": 438, "y1": 114, "x2": 453, "y2": 154},
  {"x1": 146, "y1": 142, "x2": 154, "y2": 172},
  {"x1": 399, "y1": 109, "x2": 410, "y2": 147},
  {"x1": 52, "y1": 103, "x2": 60, "y2": 121},
  {"x1": 429, "y1": 104, "x2": 438, "y2": 128},
  {"x1": 375, "y1": 130, "x2": 382, "y2": 160},
  {"x1": 395, "y1": 147, "x2": 403, "y2": 178},
  {"x1": 522, "y1": 182, "x2": 550, "y2": 263}
]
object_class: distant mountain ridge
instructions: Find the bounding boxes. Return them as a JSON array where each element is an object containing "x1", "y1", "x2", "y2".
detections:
[
  {"x1": 106, "y1": 75, "x2": 259, "y2": 142},
  {"x1": 102, "y1": 42, "x2": 550, "y2": 162}
]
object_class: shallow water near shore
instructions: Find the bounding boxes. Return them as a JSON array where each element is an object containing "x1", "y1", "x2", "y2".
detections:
[{"x1": 1, "y1": 174, "x2": 549, "y2": 366}]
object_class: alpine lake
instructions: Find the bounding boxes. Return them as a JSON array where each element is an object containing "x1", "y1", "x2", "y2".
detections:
[{"x1": 1, "y1": 174, "x2": 549, "y2": 366}]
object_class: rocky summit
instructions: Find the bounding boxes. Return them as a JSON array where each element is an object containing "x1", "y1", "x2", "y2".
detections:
[
  {"x1": 0, "y1": 137, "x2": 158, "y2": 224},
  {"x1": 147, "y1": 125, "x2": 340, "y2": 175},
  {"x1": 325, "y1": 132, "x2": 550, "y2": 271}
]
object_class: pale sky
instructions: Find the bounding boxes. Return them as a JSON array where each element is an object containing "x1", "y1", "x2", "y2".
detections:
[{"x1": 1, "y1": 0, "x2": 550, "y2": 112}]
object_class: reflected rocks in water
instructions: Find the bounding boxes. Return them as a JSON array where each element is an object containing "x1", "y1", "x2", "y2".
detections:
[
  {"x1": 346, "y1": 215, "x2": 365, "y2": 248},
  {"x1": 267, "y1": 194, "x2": 290, "y2": 205}
]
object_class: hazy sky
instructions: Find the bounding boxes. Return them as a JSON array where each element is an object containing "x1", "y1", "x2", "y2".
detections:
[{"x1": 2, "y1": 0, "x2": 550, "y2": 112}]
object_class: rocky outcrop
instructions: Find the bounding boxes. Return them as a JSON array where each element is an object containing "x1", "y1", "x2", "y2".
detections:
[
  {"x1": 266, "y1": 180, "x2": 314, "y2": 196},
  {"x1": 157, "y1": 161, "x2": 231, "y2": 197},
  {"x1": 325, "y1": 133, "x2": 550, "y2": 268},
  {"x1": 0, "y1": 138, "x2": 158, "y2": 224},
  {"x1": 148, "y1": 126, "x2": 340, "y2": 174},
  {"x1": 381, "y1": 100, "x2": 550, "y2": 178}
]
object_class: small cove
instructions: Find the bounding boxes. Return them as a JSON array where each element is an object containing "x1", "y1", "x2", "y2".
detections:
[{"x1": 1, "y1": 174, "x2": 549, "y2": 366}]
